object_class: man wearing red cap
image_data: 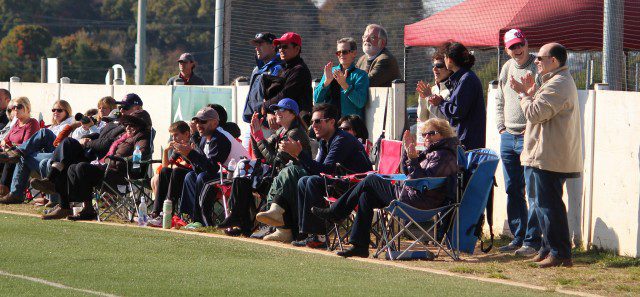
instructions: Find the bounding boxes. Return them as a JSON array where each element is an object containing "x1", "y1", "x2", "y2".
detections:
[
  {"x1": 496, "y1": 29, "x2": 541, "y2": 257},
  {"x1": 166, "y1": 52, "x2": 206, "y2": 85},
  {"x1": 263, "y1": 32, "x2": 312, "y2": 124}
]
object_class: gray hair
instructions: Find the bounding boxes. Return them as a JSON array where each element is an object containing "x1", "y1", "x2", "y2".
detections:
[
  {"x1": 337, "y1": 37, "x2": 357, "y2": 51},
  {"x1": 365, "y1": 24, "x2": 388, "y2": 42}
]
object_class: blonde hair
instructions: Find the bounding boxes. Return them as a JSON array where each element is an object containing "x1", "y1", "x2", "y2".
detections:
[
  {"x1": 420, "y1": 118, "x2": 456, "y2": 138},
  {"x1": 51, "y1": 100, "x2": 72, "y2": 125},
  {"x1": 11, "y1": 97, "x2": 31, "y2": 115}
]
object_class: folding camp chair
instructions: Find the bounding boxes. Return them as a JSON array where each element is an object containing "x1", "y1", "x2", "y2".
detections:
[
  {"x1": 322, "y1": 139, "x2": 403, "y2": 251},
  {"x1": 374, "y1": 148, "x2": 499, "y2": 261}
]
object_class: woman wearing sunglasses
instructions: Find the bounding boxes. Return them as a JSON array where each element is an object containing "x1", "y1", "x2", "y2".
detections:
[
  {"x1": 0, "y1": 100, "x2": 72, "y2": 204},
  {"x1": 338, "y1": 115, "x2": 371, "y2": 154},
  {"x1": 313, "y1": 37, "x2": 369, "y2": 119},
  {"x1": 416, "y1": 52, "x2": 454, "y2": 121},
  {"x1": 312, "y1": 118, "x2": 459, "y2": 258},
  {"x1": 217, "y1": 98, "x2": 311, "y2": 238}
]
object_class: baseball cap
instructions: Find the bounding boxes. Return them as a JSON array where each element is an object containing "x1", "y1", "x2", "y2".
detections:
[
  {"x1": 192, "y1": 107, "x2": 219, "y2": 122},
  {"x1": 504, "y1": 29, "x2": 527, "y2": 49},
  {"x1": 250, "y1": 32, "x2": 277, "y2": 45},
  {"x1": 116, "y1": 93, "x2": 143, "y2": 109},
  {"x1": 273, "y1": 32, "x2": 302, "y2": 47},
  {"x1": 177, "y1": 53, "x2": 195, "y2": 63},
  {"x1": 269, "y1": 98, "x2": 299, "y2": 115}
]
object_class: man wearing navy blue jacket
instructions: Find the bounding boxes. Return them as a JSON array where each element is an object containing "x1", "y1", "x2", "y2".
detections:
[
  {"x1": 242, "y1": 32, "x2": 283, "y2": 123},
  {"x1": 173, "y1": 107, "x2": 231, "y2": 227},
  {"x1": 287, "y1": 104, "x2": 372, "y2": 247}
]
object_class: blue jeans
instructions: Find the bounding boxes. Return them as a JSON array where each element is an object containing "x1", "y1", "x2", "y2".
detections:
[
  {"x1": 180, "y1": 171, "x2": 217, "y2": 226},
  {"x1": 297, "y1": 175, "x2": 328, "y2": 235},
  {"x1": 500, "y1": 132, "x2": 541, "y2": 248},
  {"x1": 11, "y1": 129, "x2": 57, "y2": 196},
  {"x1": 524, "y1": 167, "x2": 571, "y2": 259}
]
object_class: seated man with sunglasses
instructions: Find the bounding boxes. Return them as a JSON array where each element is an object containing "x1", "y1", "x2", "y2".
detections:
[
  {"x1": 255, "y1": 103, "x2": 371, "y2": 245},
  {"x1": 313, "y1": 37, "x2": 369, "y2": 119},
  {"x1": 262, "y1": 32, "x2": 312, "y2": 125},
  {"x1": 416, "y1": 53, "x2": 454, "y2": 121}
]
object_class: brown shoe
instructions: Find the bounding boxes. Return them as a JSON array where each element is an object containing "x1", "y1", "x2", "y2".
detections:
[
  {"x1": 0, "y1": 193, "x2": 24, "y2": 204},
  {"x1": 538, "y1": 255, "x2": 573, "y2": 268},
  {"x1": 0, "y1": 150, "x2": 22, "y2": 164},
  {"x1": 30, "y1": 178, "x2": 57, "y2": 195},
  {"x1": 0, "y1": 185, "x2": 9, "y2": 196},
  {"x1": 41, "y1": 206, "x2": 73, "y2": 220},
  {"x1": 531, "y1": 253, "x2": 548, "y2": 262}
]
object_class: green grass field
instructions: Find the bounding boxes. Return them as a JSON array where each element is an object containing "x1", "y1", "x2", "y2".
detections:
[{"x1": 0, "y1": 213, "x2": 566, "y2": 297}]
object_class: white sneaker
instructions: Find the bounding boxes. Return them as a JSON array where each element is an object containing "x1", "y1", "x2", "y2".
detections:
[
  {"x1": 256, "y1": 203, "x2": 285, "y2": 227},
  {"x1": 263, "y1": 228, "x2": 293, "y2": 243},
  {"x1": 514, "y1": 245, "x2": 538, "y2": 256}
]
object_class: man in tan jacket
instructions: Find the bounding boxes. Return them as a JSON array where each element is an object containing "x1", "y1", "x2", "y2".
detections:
[
  {"x1": 356, "y1": 24, "x2": 400, "y2": 87},
  {"x1": 510, "y1": 43, "x2": 582, "y2": 268}
]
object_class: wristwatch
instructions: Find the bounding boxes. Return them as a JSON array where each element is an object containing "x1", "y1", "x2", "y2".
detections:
[{"x1": 518, "y1": 92, "x2": 528, "y2": 99}]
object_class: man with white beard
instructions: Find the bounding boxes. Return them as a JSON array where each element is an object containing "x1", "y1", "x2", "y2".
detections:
[{"x1": 355, "y1": 24, "x2": 400, "y2": 87}]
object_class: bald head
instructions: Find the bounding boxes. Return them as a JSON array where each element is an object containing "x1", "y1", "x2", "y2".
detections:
[{"x1": 536, "y1": 43, "x2": 566, "y2": 75}]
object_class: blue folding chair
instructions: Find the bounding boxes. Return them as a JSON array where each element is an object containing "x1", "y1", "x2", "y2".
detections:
[{"x1": 448, "y1": 148, "x2": 500, "y2": 254}]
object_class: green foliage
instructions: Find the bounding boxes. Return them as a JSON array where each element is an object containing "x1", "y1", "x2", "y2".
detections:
[
  {"x1": 46, "y1": 31, "x2": 112, "y2": 83},
  {"x1": 0, "y1": 25, "x2": 52, "y2": 81}
]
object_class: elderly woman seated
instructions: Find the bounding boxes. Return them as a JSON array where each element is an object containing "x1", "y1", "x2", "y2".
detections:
[{"x1": 311, "y1": 118, "x2": 459, "y2": 258}]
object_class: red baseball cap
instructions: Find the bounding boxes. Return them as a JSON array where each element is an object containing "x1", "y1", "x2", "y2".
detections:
[
  {"x1": 273, "y1": 32, "x2": 302, "y2": 47},
  {"x1": 504, "y1": 29, "x2": 527, "y2": 49}
]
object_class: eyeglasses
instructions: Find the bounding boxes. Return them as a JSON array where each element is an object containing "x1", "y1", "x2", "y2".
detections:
[
  {"x1": 536, "y1": 55, "x2": 551, "y2": 61},
  {"x1": 339, "y1": 126, "x2": 353, "y2": 131},
  {"x1": 193, "y1": 119, "x2": 209, "y2": 124},
  {"x1": 311, "y1": 118, "x2": 330, "y2": 125},
  {"x1": 362, "y1": 34, "x2": 379, "y2": 42},
  {"x1": 11, "y1": 104, "x2": 24, "y2": 111},
  {"x1": 433, "y1": 62, "x2": 446, "y2": 69},
  {"x1": 508, "y1": 42, "x2": 525, "y2": 50},
  {"x1": 421, "y1": 130, "x2": 439, "y2": 137},
  {"x1": 119, "y1": 105, "x2": 131, "y2": 111},
  {"x1": 275, "y1": 107, "x2": 290, "y2": 113},
  {"x1": 335, "y1": 50, "x2": 353, "y2": 56},
  {"x1": 51, "y1": 108, "x2": 65, "y2": 113}
]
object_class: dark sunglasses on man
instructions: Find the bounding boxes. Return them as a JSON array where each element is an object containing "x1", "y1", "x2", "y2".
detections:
[
  {"x1": 335, "y1": 50, "x2": 353, "y2": 56},
  {"x1": 433, "y1": 62, "x2": 446, "y2": 69}
]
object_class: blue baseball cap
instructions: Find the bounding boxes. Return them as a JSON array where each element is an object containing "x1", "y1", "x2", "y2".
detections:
[{"x1": 269, "y1": 98, "x2": 299, "y2": 115}]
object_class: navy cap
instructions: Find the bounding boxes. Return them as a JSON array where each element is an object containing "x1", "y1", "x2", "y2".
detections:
[
  {"x1": 269, "y1": 98, "x2": 299, "y2": 115},
  {"x1": 116, "y1": 93, "x2": 143, "y2": 108}
]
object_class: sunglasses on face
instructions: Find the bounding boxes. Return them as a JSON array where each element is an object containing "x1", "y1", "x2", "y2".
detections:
[
  {"x1": 536, "y1": 55, "x2": 551, "y2": 61},
  {"x1": 433, "y1": 62, "x2": 446, "y2": 69},
  {"x1": 194, "y1": 119, "x2": 209, "y2": 125},
  {"x1": 11, "y1": 104, "x2": 24, "y2": 111},
  {"x1": 311, "y1": 118, "x2": 330, "y2": 125},
  {"x1": 278, "y1": 44, "x2": 297, "y2": 50},
  {"x1": 275, "y1": 107, "x2": 290, "y2": 113},
  {"x1": 51, "y1": 108, "x2": 65, "y2": 113},
  {"x1": 509, "y1": 42, "x2": 525, "y2": 50},
  {"x1": 421, "y1": 130, "x2": 439, "y2": 137},
  {"x1": 119, "y1": 105, "x2": 131, "y2": 111},
  {"x1": 339, "y1": 126, "x2": 353, "y2": 131},
  {"x1": 335, "y1": 50, "x2": 353, "y2": 56}
]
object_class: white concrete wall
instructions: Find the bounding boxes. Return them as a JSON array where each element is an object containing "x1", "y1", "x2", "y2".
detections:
[{"x1": 589, "y1": 90, "x2": 640, "y2": 257}]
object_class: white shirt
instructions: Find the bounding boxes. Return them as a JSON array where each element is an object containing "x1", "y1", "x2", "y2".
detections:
[
  {"x1": 217, "y1": 127, "x2": 249, "y2": 167},
  {"x1": 71, "y1": 125, "x2": 100, "y2": 140},
  {"x1": 48, "y1": 117, "x2": 74, "y2": 136}
]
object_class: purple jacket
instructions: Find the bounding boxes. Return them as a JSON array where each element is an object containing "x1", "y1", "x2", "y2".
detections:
[{"x1": 400, "y1": 137, "x2": 459, "y2": 210}]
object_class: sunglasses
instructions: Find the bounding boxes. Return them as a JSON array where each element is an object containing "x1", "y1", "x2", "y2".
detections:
[
  {"x1": 193, "y1": 119, "x2": 209, "y2": 124},
  {"x1": 508, "y1": 42, "x2": 525, "y2": 50},
  {"x1": 275, "y1": 107, "x2": 290, "y2": 113},
  {"x1": 421, "y1": 130, "x2": 439, "y2": 137},
  {"x1": 339, "y1": 126, "x2": 353, "y2": 131},
  {"x1": 51, "y1": 108, "x2": 65, "y2": 113},
  {"x1": 311, "y1": 118, "x2": 330, "y2": 125},
  {"x1": 433, "y1": 62, "x2": 446, "y2": 69},
  {"x1": 119, "y1": 105, "x2": 131, "y2": 111},
  {"x1": 278, "y1": 44, "x2": 297, "y2": 50},
  {"x1": 11, "y1": 104, "x2": 24, "y2": 110},
  {"x1": 536, "y1": 55, "x2": 551, "y2": 61},
  {"x1": 335, "y1": 50, "x2": 353, "y2": 56}
]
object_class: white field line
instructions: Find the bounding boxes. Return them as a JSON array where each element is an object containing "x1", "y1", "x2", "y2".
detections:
[
  {"x1": 0, "y1": 270, "x2": 120, "y2": 297},
  {"x1": 1, "y1": 210, "x2": 601, "y2": 297}
]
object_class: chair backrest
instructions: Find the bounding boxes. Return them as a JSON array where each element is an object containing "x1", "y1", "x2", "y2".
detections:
[
  {"x1": 377, "y1": 139, "x2": 402, "y2": 175},
  {"x1": 449, "y1": 148, "x2": 499, "y2": 254}
]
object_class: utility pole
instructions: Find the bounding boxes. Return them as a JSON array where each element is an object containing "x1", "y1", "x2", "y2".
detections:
[
  {"x1": 602, "y1": 0, "x2": 624, "y2": 90},
  {"x1": 213, "y1": 0, "x2": 225, "y2": 85},
  {"x1": 135, "y1": 0, "x2": 147, "y2": 85}
]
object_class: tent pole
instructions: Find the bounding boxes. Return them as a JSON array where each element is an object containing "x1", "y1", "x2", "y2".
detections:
[{"x1": 496, "y1": 46, "x2": 501, "y2": 80}]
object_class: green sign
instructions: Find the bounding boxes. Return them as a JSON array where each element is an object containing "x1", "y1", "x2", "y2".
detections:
[{"x1": 171, "y1": 86, "x2": 233, "y2": 122}]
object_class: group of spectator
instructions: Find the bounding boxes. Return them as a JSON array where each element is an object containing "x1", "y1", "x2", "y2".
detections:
[{"x1": 0, "y1": 24, "x2": 583, "y2": 269}]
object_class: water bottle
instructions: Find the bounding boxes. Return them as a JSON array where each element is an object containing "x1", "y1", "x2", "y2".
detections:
[
  {"x1": 162, "y1": 199, "x2": 173, "y2": 229},
  {"x1": 132, "y1": 145, "x2": 142, "y2": 172},
  {"x1": 137, "y1": 196, "x2": 148, "y2": 226},
  {"x1": 227, "y1": 158, "x2": 236, "y2": 179}
]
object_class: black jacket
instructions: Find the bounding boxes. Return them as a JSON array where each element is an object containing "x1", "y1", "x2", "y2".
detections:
[
  {"x1": 264, "y1": 56, "x2": 312, "y2": 116},
  {"x1": 86, "y1": 121, "x2": 125, "y2": 159},
  {"x1": 186, "y1": 128, "x2": 231, "y2": 176}
]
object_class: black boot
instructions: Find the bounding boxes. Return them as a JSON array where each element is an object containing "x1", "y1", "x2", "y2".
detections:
[
  {"x1": 311, "y1": 206, "x2": 341, "y2": 224},
  {"x1": 336, "y1": 245, "x2": 369, "y2": 258}
]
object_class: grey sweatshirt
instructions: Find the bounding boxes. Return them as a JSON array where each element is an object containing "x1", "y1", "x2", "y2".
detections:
[{"x1": 496, "y1": 54, "x2": 537, "y2": 134}]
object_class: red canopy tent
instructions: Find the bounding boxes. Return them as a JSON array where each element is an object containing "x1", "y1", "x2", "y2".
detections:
[{"x1": 404, "y1": 0, "x2": 640, "y2": 51}]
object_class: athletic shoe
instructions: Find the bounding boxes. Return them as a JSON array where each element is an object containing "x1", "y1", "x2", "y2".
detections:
[
  {"x1": 250, "y1": 225, "x2": 275, "y2": 239},
  {"x1": 514, "y1": 245, "x2": 538, "y2": 257},
  {"x1": 148, "y1": 216, "x2": 163, "y2": 227},
  {"x1": 292, "y1": 235, "x2": 327, "y2": 249},
  {"x1": 498, "y1": 243, "x2": 521, "y2": 253}
]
